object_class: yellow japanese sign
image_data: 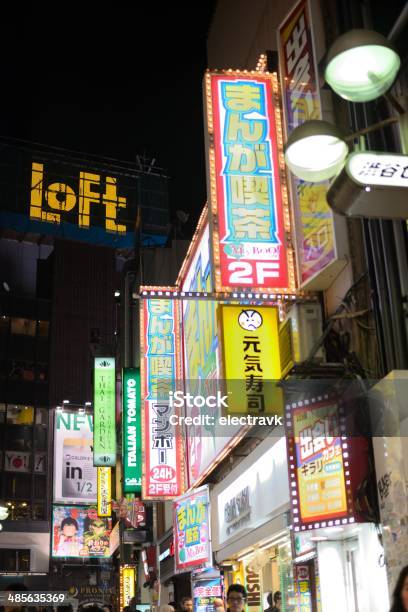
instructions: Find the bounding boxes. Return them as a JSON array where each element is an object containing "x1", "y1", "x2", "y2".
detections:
[
  {"x1": 120, "y1": 565, "x2": 136, "y2": 611},
  {"x1": 97, "y1": 467, "x2": 112, "y2": 517},
  {"x1": 220, "y1": 306, "x2": 284, "y2": 414},
  {"x1": 30, "y1": 162, "x2": 126, "y2": 232}
]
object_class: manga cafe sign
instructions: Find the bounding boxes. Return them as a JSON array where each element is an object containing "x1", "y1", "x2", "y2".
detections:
[
  {"x1": 174, "y1": 485, "x2": 212, "y2": 572},
  {"x1": 140, "y1": 298, "x2": 184, "y2": 499},
  {"x1": 204, "y1": 70, "x2": 294, "y2": 293}
]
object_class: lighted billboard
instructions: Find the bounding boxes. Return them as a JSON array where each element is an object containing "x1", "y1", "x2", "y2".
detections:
[
  {"x1": 53, "y1": 410, "x2": 97, "y2": 504},
  {"x1": 122, "y1": 368, "x2": 142, "y2": 494},
  {"x1": 204, "y1": 70, "x2": 294, "y2": 293},
  {"x1": 120, "y1": 566, "x2": 136, "y2": 611},
  {"x1": 97, "y1": 467, "x2": 112, "y2": 517},
  {"x1": 220, "y1": 305, "x2": 285, "y2": 414},
  {"x1": 178, "y1": 209, "x2": 226, "y2": 485},
  {"x1": 0, "y1": 150, "x2": 170, "y2": 248},
  {"x1": 278, "y1": 0, "x2": 344, "y2": 288},
  {"x1": 285, "y1": 398, "x2": 353, "y2": 530},
  {"x1": 140, "y1": 298, "x2": 184, "y2": 499},
  {"x1": 174, "y1": 485, "x2": 212, "y2": 572},
  {"x1": 94, "y1": 357, "x2": 116, "y2": 466},
  {"x1": 52, "y1": 505, "x2": 112, "y2": 558}
]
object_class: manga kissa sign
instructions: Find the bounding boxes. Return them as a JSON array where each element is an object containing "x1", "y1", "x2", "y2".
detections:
[
  {"x1": 174, "y1": 485, "x2": 211, "y2": 572},
  {"x1": 140, "y1": 298, "x2": 184, "y2": 499},
  {"x1": 204, "y1": 70, "x2": 294, "y2": 293}
]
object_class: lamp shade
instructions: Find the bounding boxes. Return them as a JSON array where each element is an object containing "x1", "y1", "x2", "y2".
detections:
[
  {"x1": 284, "y1": 120, "x2": 348, "y2": 182},
  {"x1": 325, "y1": 29, "x2": 400, "y2": 102}
]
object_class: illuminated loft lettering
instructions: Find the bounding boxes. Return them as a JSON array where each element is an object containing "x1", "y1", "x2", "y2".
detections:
[
  {"x1": 29, "y1": 162, "x2": 127, "y2": 233},
  {"x1": 221, "y1": 80, "x2": 278, "y2": 245}
]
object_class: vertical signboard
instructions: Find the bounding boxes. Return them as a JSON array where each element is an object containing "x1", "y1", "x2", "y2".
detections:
[
  {"x1": 174, "y1": 485, "x2": 212, "y2": 572},
  {"x1": 220, "y1": 305, "x2": 284, "y2": 414},
  {"x1": 244, "y1": 565, "x2": 262, "y2": 612},
  {"x1": 54, "y1": 410, "x2": 97, "y2": 504},
  {"x1": 94, "y1": 357, "x2": 116, "y2": 466},
  {"x1": 97, "y1": 467, "x2": 112, "y2": 517},
  {"x1": 192, "y1": 570, "x2": 223, "y2": 612},
  {"x1": 140, "y1": 298, "x2": 184, "y2": 499},
  {"x1": 285, "y1": 397, "x2": 355, "y2": 530},
  {"x1": 122, "y1": 368, "x2": 142, "y2": 494},
  {"x1": 120, "y1": 565, "x2": 136, "y2": 611},
  {"x1": 178, "y1": 207, "x2": 230, "y2": 486},
  {"x1": 204, "y1": 70, "x2": 294, "y2": 293},
  {"x1": 278, "y1": 0, "x2": 344, "y2": 288}
]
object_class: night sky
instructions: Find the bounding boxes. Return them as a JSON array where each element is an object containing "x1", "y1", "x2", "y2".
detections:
[{"x1": 0, "y1": 3, "x2": 216, "y2": 235}]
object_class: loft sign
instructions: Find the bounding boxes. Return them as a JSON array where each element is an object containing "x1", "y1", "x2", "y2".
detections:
[{"x1": 29, "y1": 162, "x2": 127, "y2": 232}]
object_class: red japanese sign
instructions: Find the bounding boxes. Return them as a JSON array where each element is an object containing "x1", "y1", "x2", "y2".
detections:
[
  {"x1": 140, "y1": 298, "x2": 184, "y2": 499},
  {"x1": 204, "y1": 70, "x2": 294, "y2": 293}
]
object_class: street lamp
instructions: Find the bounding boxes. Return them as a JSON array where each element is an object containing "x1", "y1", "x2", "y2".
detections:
[
  {"x1": 284, "y1": 120, "x2": 349, "y2": 182},
  {"x1": 324, "y1": 29, "x2": 401, "y2": 102}
]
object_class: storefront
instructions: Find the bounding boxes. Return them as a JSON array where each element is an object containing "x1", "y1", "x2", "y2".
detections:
[
  {"x1": 211, "y1": 435, "x2": 297, "y2": 610},
  {"x1": 158, "y1": 529, "x2": 192, "y2": 606}
]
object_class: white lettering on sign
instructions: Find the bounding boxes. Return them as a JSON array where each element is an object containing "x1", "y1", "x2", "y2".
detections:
[{"x1": 284, "y1": 10, "x2": 315, "y2": 127}]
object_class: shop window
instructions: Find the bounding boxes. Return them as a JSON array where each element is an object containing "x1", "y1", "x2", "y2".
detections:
[
  {"x1": 6, "y1": 425, "x2": 33, "y2": 452},
  {"x1": 34, "y1": 425, "x2": 47, "y2": 451},
  {"x1": 7, "y1": 405, "x2": 34, "y2": 425},
  {"x1": 22, "y1": 362, "x2": 35, "y2": 381},
  {"x1": 0, "y1": 315, "x2": 9, "y2": 335},
  {"x1": 0, "y1": 360, "x2": 7, "y2": 378},
  {"x1": 34, "y1": 475, "x2": 46, "y2": 498},
  {"x1": 37, "y1": 320, "x2": 49, "y2": 337},
  {"x1": 11, "y1": 318, "x2": 36, "y2": 336},
  {"x1": 9, "y1": 360, "x2": 25, "y2": 380},
  {"x1": 37, "y1": 363, "x2": 48, "y2": 382},
  {"x1": 35, "y1": 407, "x2": 48, "y2": 426},
  {"x1": 4, "y1": 473, "x2": 31, "y2": 500},
  {"x1": 0, "y1": 548, "x2": 30, "y2": 572},
  {"x1": 32, "y1": 502, "x2": 46, "y2": 520}
]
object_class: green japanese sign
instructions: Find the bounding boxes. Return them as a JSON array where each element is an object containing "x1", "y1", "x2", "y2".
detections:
[
  {"x1": 94, "y1": 357, "x2": 116, "y2": 466},
  {"x1": 122, "y1": 368, "x2": 142, "y2": 494}
]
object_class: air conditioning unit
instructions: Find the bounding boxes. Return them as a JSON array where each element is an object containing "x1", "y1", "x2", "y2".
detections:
[{"x1": 285, "y1": 303, "x2": 324, "y2": 363}]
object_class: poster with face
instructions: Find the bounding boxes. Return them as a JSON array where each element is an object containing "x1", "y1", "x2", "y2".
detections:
[{"x1": 52, "y1": 505, "x2": 112, "y2": 558}]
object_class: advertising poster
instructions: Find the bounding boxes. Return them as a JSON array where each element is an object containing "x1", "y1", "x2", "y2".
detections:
[
  {"x1": 52, "y1": 505, "x2": 112, "y2": 558},
  {"x1": 174, "y1": 485, "x2": 211, "y2": 572},
  {"x1": 122, "y1": 368, "x2": 142, "y2": 494},
  {"x1": 220, "y1": 305, "x2": 284, "y2": 414},
  {"x1": 278, "y1": 0, "x2": 338, "y2": 287},
  {"x1": 192, "y1": 570, "x2": 223, "y2": 612},
  {"x1": 204, "y1": 70, "x2": 294, "y2": 293},
  {"x1": 296, "y1": 565, "x2": 312, "y2": 612},
  {"x1": 120, "y1": 565, "x2": 136, "y2": 611},
  {"x1": 4, "y1": 451, "x2": 31, "y2": 472},
  {"x1": 178, "y1": 209, "x2": 238, "y2": 486},
  {"x1": 97, "y1": 467, "x2": 112, "y2": 517},
  {"x1": 285, "y1": 398, "x2": 353, "y2": 529},
  {"x1": 140, "y1": 298, "x2": 184, "y2": 499},
  {"x1": 94, "y1": 357, "x2": 116, "y2": 466},
  {"x1": 54, "y1": 410, "x2": 97, "y2": 504}
]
